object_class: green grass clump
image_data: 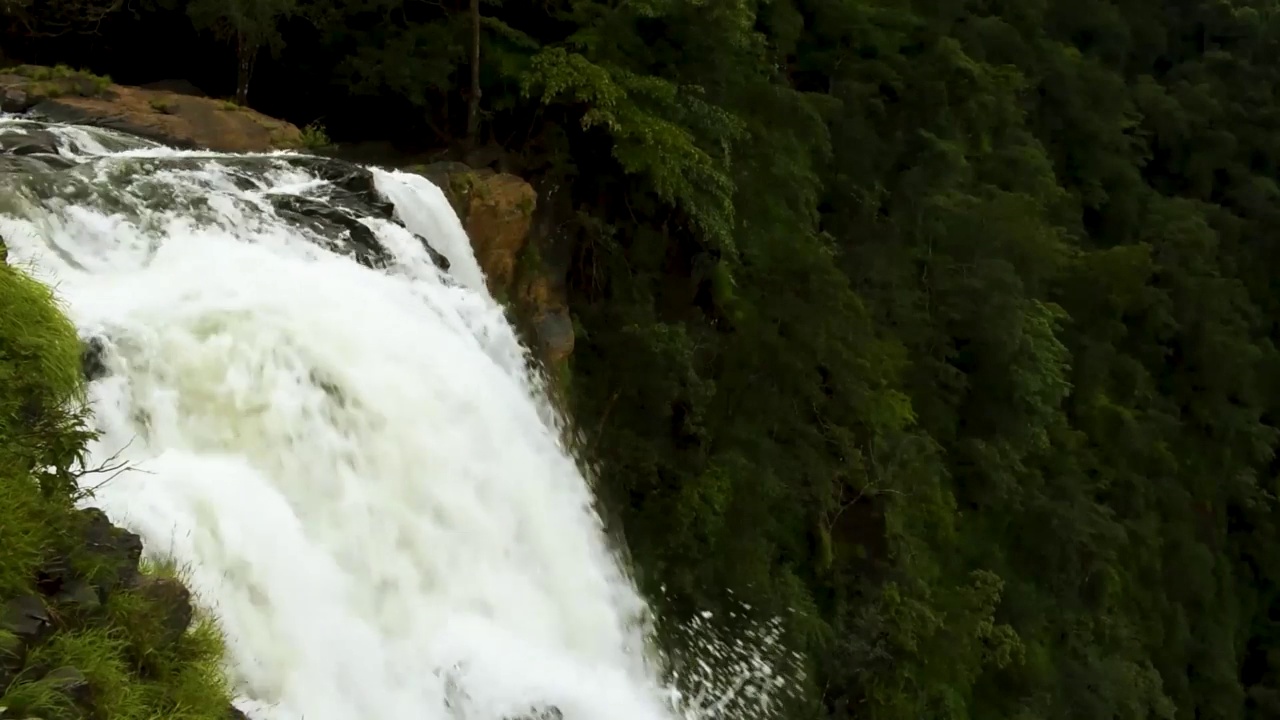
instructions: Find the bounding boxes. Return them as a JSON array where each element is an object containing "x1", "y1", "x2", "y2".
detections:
[
  {"x1": 0, "y1": 263, "x2": 236, "y2": 720},
  {"x1": 4, "y1": 589, "x2": 233, "y2": 720},
  {"x1": 149, "y1": 97, "x2": 176, "y2": 114},
  {"x1": 4, "y1": 64, "x2": 113, "y2": 97},
  {"x1": 0, "y1": 262, "x2": 89, "y2": 599},
  {"x1": 0, "y1": 263, "x2": 82, "y2": 421},
  {"x1": 299, "y1": 121, "x2": 333, "y2": 150}
]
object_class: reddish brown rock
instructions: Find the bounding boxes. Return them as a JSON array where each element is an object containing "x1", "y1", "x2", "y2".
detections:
[
  {"x1": 412, "y1": 162, "x2": 575, "y2": 366},
  {"x1": 0, "y1": 65, "x2": 301, "y2": 152},
  {"x1": 459, "y1": 171, "x2": 538, "y2": 292}
]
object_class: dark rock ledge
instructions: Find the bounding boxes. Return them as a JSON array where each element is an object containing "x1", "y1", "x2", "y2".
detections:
[{"x1": 0, "y1": 508, "x2": 242, "y2": 720}]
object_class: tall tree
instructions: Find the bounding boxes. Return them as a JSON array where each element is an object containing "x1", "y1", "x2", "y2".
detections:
[
  {"x1": 186, "y1": 0, "x2": 297, "y2": 105},
  {"x1": 465, "y1": 0, "x2": 481, "y2": 150}
]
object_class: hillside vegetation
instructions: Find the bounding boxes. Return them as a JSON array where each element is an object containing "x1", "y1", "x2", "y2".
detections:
[
  {"x1": 7, "y1": 0, "x2": 1280, "y2": 717},
  {"x1": 0, "y1": 258, "x2": 235, "y2": 720}
]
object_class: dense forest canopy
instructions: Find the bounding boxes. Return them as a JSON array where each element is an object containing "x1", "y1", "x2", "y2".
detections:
[{"x1": 7, "y1": 0, "x2": 1280, "y2": 718}]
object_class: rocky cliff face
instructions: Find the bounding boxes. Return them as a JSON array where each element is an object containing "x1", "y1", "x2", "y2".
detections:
[{"x1": 411, "y1": 162, "x2": 576, "y2": 372}]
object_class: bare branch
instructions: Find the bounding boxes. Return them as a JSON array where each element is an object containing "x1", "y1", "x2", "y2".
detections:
[
  {"x1": 71, "y1": 436, "x2": 149, "y2": 500},
  {"x1": 0, "y1": 0, "x2": 125, "y2": 39}
]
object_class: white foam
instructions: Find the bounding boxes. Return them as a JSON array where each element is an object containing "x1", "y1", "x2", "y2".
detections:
[{"x1": 0, "y1": 120, "x2": 795, "y2": 720}]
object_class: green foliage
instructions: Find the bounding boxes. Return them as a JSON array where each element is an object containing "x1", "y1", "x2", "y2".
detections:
[
  {"x1": 0, "y1": 262, "x2": 90, "y2": 494},
  {"x1": 7, "y1": 610, "x2": 228, "y2": 720},
  {"x1": 2, "y1": 64, "x2": 112, "y2": 95},
  {"x1": 0, "y1": 263, "x2": 235, "y2": 720},
  {"x1": 12, "y1": 0, "x2": 1280, "y2": 717},
  {"x1": 521, "y1": 47, "x2": 741, "y2": 251},
  {"x1": 298, "y1": 121, "x2": 332, "y2": 149},
  {"x1": 202, "y1": 0, "x2": 1280, "y2": 715},
  {"x1": 149, "y1": 97, "x2": 176, "y2": 113},
  {"x1": 534, "y1": 0, "x2": 1280, "y2": 717},
  {"x1": 184, "y1": 0, "x2": 297, "y2": 54}
]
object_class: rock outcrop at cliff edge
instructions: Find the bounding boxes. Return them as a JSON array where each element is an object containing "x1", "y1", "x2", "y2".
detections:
[
  {"x1": 412, "y1": 162, "x2": 576, "y2": 368},
  {"x1": 0, "y1": 507, "x2": 241, "y2": 720},
  {"x1": 0, "y1": 65, "x2": 302, "y2": 152}
]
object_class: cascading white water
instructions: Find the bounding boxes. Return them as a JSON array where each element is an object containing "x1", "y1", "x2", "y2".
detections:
[{"x1": 0, "y1": 117, "x2": 796, "y2": 720}]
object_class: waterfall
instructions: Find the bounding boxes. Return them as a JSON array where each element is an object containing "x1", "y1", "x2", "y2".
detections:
[{"x1": 0, "y1": 116, "x2": 794, "y2": 720}]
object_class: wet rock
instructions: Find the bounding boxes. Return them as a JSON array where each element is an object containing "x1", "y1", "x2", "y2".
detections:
[
  {"x1": 43, "y1": 578, "x2": 104, "y2": 638},
  {"x1": 0, "y1": 122, "x2": 80, "y2": 173},
  {"x1": 532, "y1": 309, "x2": 575, "y2": 365},
  {"x1": 0, "y1": 129, "x2": 61, "y2": 156},
  {"x1": 267, "y1": 194, "x2": 394, "y2": 269},
  {"x1": 0, "y1": 127, "x2": 454, "y2": 280},
  {"x1": 265, "y1": 168, "x2": 452, "y2": 274},
  {"x1": 77, "y1": 507, "x2": 143, "y2": 593},
  {"x1": 0, "y1": 154, "x2": 77, "y2": 174},
  {"x1": 43, "y1": 666, "x2": 93, "y2": 714},
  {"x1": 291, "y1": 157, "x2": 454, "y2": 271},
  {"x1": 133, "y1": 576, "x2": 193, "y2": 649},
  {"x1": 507, "y1": 706, "x2": 563, "y2": 720},
  {"x1": 0, "y1": 127, "x2": 77, "y2": 174},
  {"x1": 53, "y1": 579, "x2": 103, "y2": 618},
  {"x1": 415, "y1": 233, "x2": 451, "y2": 272},
  {"x1": 286, "y1": 157, "x2": 396, "y2": 218},
  {"x1": 0, "y1": 159, "x2": 64, "y2": 179},
  {"x1": 0, "y1": 596, "x2": 51, "y2": 688},
  {"x1": 0, "y1": 83, "x2": 29, "y2": 112},
  {"x1": 225, "y1": 705, "x2": 250, "y2": 720},
  {"x1": 1, "y1": 596, "x2": 52, "y2": 645},
  {"x1": 80, "y1": 337, "x2": 109, "y2": 382},
  {"x1": 0, "y1": 596, "x2": 45, "y2": 689}
]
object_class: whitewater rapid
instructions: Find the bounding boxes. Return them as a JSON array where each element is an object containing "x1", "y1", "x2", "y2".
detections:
[{"x1": 0, "y1": 118, "x2": 683, "y2": 720}]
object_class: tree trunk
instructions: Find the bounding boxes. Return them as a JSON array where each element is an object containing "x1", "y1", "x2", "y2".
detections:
[
  {"x1": 235, "y1": 32, "x2": 259, "y2": 107},
  {"x1": 464, "y1": 0, "x2": 482, "y2": 150}
]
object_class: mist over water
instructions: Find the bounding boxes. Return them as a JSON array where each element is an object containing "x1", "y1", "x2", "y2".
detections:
[{"x1": 0, "y1": 117, "x2": 799, "y2": 720}]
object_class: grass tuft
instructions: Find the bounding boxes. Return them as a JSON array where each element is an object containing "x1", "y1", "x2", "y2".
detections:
[
  {"x1": 299, "y1": 121, "x2": 333, "y2": 150},
  {"x1": 0, "y1": 263, "x2": 236, "y2": 720},
  {"x1": 0, "y1": 262, "x2": 87, "y2": 598},
  {"x1": 149, "y1": 97, "x2": 177, "y2": 114},
  {"x1": 3, "y1": 64, "x2": 113, "y2": 97}
]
